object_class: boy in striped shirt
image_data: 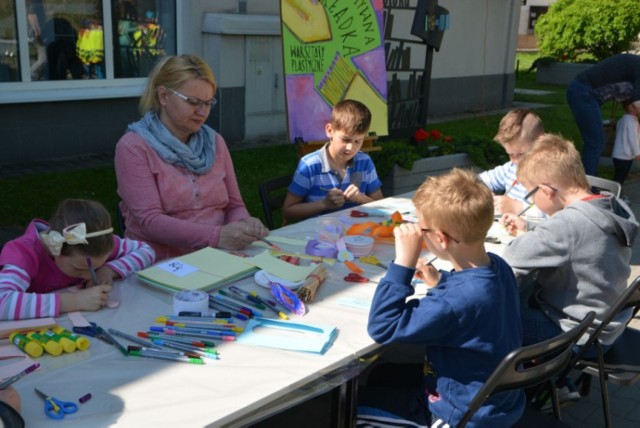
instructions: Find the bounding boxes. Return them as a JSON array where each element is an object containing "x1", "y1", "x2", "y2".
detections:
[{"x1": 283, "y1": 99, "x2": 383, "y2": 222}]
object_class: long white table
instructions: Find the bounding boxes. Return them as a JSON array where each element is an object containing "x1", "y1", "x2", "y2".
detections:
[{"x1": 12, "y1": 194, "x2": 510, "y2": 427}]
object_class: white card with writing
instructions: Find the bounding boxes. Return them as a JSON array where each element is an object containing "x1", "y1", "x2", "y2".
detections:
[{"x1": 156, "y1": 260, "x2": 199, "y2": 277}]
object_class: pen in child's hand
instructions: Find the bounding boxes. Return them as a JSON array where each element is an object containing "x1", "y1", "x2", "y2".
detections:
[
  {"x1": 86, "y1": 256, "x2": 99, "y2": 287},
  {"x1": 504, "y1": 179, "x2": 517, "y2": 197},
  {"x1": 516, "y1": 203, "x2": 533, "y2": 217},
  {"x1": 256, "y1": 236, "x2": 281, "y2": 250},
  {"x1": 424, "y1": 256, "x2": 438, "y2": 266}
]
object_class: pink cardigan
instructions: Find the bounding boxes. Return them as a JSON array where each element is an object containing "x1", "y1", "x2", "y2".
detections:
[{"x1": 114, "y1": 131, "x2": 250, "y2": 260}]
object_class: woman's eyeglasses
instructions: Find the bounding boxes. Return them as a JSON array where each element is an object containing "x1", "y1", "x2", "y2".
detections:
[
  {"x1": 421, "y1": 228, "x2": 460, "y2": 244},
  {"x1": 167, "y1": 88, "x2": 217, "y2": 109}
]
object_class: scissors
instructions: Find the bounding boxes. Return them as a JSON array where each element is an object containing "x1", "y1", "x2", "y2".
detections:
[
  {"x1": 350, "y1": 210, "x2": 369, "y2": 217},
  {"x1": 72, "y1": 322, "x2": 113, "y2": 345},
  {"x1": 344, "y1": 273, "x2": 377, "y2": 284},
  {"x1": 35, "y1": 388, "x2": 78, "y2": 420}
]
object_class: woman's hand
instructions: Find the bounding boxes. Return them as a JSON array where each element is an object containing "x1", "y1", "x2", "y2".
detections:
[
  {"x1": 500, "y1": 213, "x2": 526, "y2": 236},
  {"x1": 218, "y1": 218, "x2": 269, "y2": 250}
]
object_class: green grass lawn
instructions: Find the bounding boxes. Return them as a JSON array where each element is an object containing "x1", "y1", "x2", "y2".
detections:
[{"x1": 0, "y1": 52, "x2": 615, "y2": 232}]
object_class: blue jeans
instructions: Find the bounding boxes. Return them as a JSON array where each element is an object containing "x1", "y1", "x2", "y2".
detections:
[{"x1": 567, "y1": 79, "x2": 604, "y2": 176}]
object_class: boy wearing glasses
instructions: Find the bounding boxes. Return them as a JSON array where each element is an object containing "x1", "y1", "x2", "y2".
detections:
[
  {"x1": 362, "y1": 169, "x2": 523, "y2": 427},
  {"x1": 479, "y1": 109, "x2": 545, "y2": 216},
  {"x1": 283, "y1": 99, "x2": 383, "y2": 221},
  {"x1": 502, "y1": 134, "x2": 638, "y2": 352}
]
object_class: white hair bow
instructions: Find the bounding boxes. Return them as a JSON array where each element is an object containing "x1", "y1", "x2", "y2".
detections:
[{"x1": 40, "y1": 223, "x2": 113, "y2": 256}]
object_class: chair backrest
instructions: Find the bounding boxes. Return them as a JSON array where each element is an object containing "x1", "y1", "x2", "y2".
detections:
[
  {"x1": 569, "y1": 275, "x2": 640, "y2": 364},
  {"x1": 116, "y1": 202, "x2": 126, "y2": 238},
  {"x1": 258, "y1": 175, "x2": 293, "y2": 230},
  {"x1": 586, "y1": 175, "x2": 621, "y2": 198},
  {"x1": 458, "y1": 311, "x2": 596, "y2": 427}
]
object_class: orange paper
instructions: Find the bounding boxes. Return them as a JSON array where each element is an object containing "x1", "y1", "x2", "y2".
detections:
[{"x1": 344, "y1": 260, "x2": 364, "y2": 274}]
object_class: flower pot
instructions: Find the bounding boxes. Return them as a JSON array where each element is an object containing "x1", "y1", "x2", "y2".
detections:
[{"x1": 381, "y1": 153, "x2": 475, "y2": 196}]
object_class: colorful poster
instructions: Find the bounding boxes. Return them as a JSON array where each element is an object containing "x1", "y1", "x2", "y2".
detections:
[{"x1": 280, "y1": 0, "x2": 388, "y2": 144}]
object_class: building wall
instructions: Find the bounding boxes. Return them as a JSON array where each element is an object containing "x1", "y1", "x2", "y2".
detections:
[{"x1": 0, "y1": 0, "x2": 520, "y2": 165}]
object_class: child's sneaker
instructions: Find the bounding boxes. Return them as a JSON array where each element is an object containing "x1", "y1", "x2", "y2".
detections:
[{"x1": 540, "y1": 379, "x2": 581, "y2": 412}]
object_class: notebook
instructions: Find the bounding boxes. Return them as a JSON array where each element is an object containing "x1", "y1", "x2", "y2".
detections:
[{"x1": 136, "y1": 247, "x2": 258, "y2": 293}]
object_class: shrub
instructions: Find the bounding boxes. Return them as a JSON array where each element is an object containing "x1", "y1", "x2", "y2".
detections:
[
  {"x1": 535, "y1": 0, "x2": 640, "y2": 62},
  {"x1": 371, "y1": 129, "x2": 507, "y2": 178}
]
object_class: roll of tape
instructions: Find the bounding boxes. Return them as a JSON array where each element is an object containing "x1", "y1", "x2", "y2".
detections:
[{"x1": 173, "y1": 290, "x2": 209, "y2": 315}]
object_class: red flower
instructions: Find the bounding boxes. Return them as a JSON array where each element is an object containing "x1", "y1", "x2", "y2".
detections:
[
  {"x1": 430, "y1": 129, "x2": 442, "y2": 139},
  {"x1": 414, "y1": 128, "x2": 430, "y2": 142},
  {"x1": 442, "y1": 135, "x2": 452, "y2": 142}
]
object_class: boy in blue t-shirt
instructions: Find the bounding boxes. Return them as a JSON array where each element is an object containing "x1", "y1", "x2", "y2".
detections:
[
  {"x1": 283, "y1": 99, "x2": 383, "y2": 222},
  {"x1": 363, "y1": 168, "x2": 524, "y2": 427}
]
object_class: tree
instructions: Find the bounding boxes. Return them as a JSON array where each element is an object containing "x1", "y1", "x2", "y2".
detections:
[{"x1": 535, "y1": 0, "x2": 640, "y2": 61}]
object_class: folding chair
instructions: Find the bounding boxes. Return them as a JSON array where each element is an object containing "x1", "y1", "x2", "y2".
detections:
[
  {"x1": 258, "y1": 175, "x2": 293, "y2": 230},
  {"x1": 568, "y1": 275, "x2": 640, "y2": 428},
  {"x1": 586, "y1": 175, "x2": 621, "y2": 198},
  {"x1": 458, "y1": 311, "x2": 596, "y2": 428}
]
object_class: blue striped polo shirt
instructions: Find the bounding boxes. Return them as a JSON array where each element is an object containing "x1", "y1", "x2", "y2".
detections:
[{"x1": 288, "y1": 143, "x2": 382, "y2": 211}]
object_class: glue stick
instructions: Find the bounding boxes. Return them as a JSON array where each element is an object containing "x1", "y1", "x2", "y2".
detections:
[
  {"x1": 39, "y1": 329, "x2": 76, "y2": 353},
  {"x1": 51, "y1": 326, "x2": 90, "y2": 351},
  {"x1": 9, "y1": 332, "x2": 44, "y2": 358},
  {"x1": 25, "y1": 331, "x2": 63, "y2": 356}
]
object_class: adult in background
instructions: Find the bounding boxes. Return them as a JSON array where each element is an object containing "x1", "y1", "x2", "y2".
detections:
[
  {"x1": 115, "y1": 54, "x2": 268, "y2": 260},
  {"x1": 567, "y1": 53, "x2": 640, "y2": 176}
]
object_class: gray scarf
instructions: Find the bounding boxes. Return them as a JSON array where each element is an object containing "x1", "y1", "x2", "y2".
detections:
[{"x1": 128, "y1": 111, "x2": 216, "y2": 174}]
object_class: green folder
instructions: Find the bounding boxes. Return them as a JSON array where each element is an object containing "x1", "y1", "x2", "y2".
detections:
[{"x1": 136, "y1": 247, "x2": 258, "y2": 293}]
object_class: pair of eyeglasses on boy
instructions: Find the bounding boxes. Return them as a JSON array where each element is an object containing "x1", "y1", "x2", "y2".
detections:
[
  {"x1": 523, "y1": 183, "x2": 558, "y2": 205},
  {"x1": 166, "y1": 87, "x2": 217, "y2": 109},
  {"x1": 421, "y1": 228, "x2": 460, "y2": 244}
]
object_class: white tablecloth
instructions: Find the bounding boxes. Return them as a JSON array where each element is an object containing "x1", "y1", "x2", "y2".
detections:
[{"x1": 12, "y1": 194, "x2": 510, "y2": 427}]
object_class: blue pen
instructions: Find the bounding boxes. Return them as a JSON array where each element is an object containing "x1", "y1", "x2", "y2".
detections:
[
  {"x1": 86, "y1": 256, "x2": 99, "y2": 286},
  {"x1": 208, "y1": 301, "x2": 249, "y2": 321},
  {"x1": 151, "y1": 339, "x2": 219, "y2": 359},
  {"x1": 208, "y1": 298, "x2": 251, "y2": 319},
  {"x1": 229, "y1": 286, "x2": 265, "y2": 306},
  {"x1": 211, "y1": 295, "x2": 260, "y2": 317},
  {"x1": 109, "y1": 328, "x2": 163, "y2": 350},
  {"x1": 149, "y1": 327, "x2": 236, "y2": 342},
  {"x1": 163, "y1": 325, "x2": 236, "y2": 338},
  {"x1": 164, "y1": 320, "x2": 241, "y2": 332},
  {"x1": 144, "y1": 332, "x2": 216, "y2": 348},
  {"x1": 218, "y1": 290, "x2": 265, "y2": 311},
  {"x1": 221, "y1": 289, "x2": 266, "y2": 310}
]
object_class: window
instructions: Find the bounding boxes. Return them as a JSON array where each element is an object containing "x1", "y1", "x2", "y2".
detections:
[
  {"x1": 0, "y1": 2, "x2": 19, "y2": 82},
  {"x1": 0, "y1": 0, "x2": 175, "y2": 84},
  {"x1": 112, "y1": 0, "x2": 176, "y2": 78}
]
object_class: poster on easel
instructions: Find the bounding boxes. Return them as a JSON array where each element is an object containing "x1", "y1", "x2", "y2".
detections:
[{"x1": 280, "y1": 0, "x2": 388, "y2": 144}]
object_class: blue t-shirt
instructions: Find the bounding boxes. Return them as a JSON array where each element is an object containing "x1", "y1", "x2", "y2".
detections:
[{"x1": 288, "y1": 143, "x2": 382, "y2": 211}]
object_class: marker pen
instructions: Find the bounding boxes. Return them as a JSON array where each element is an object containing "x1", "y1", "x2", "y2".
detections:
[
  {"x1": 128, "y1": 349, "x2": 204, "y2": 365},
  {"x1": 109, "y1": 328, "x2": 163, "y2": 350}
]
